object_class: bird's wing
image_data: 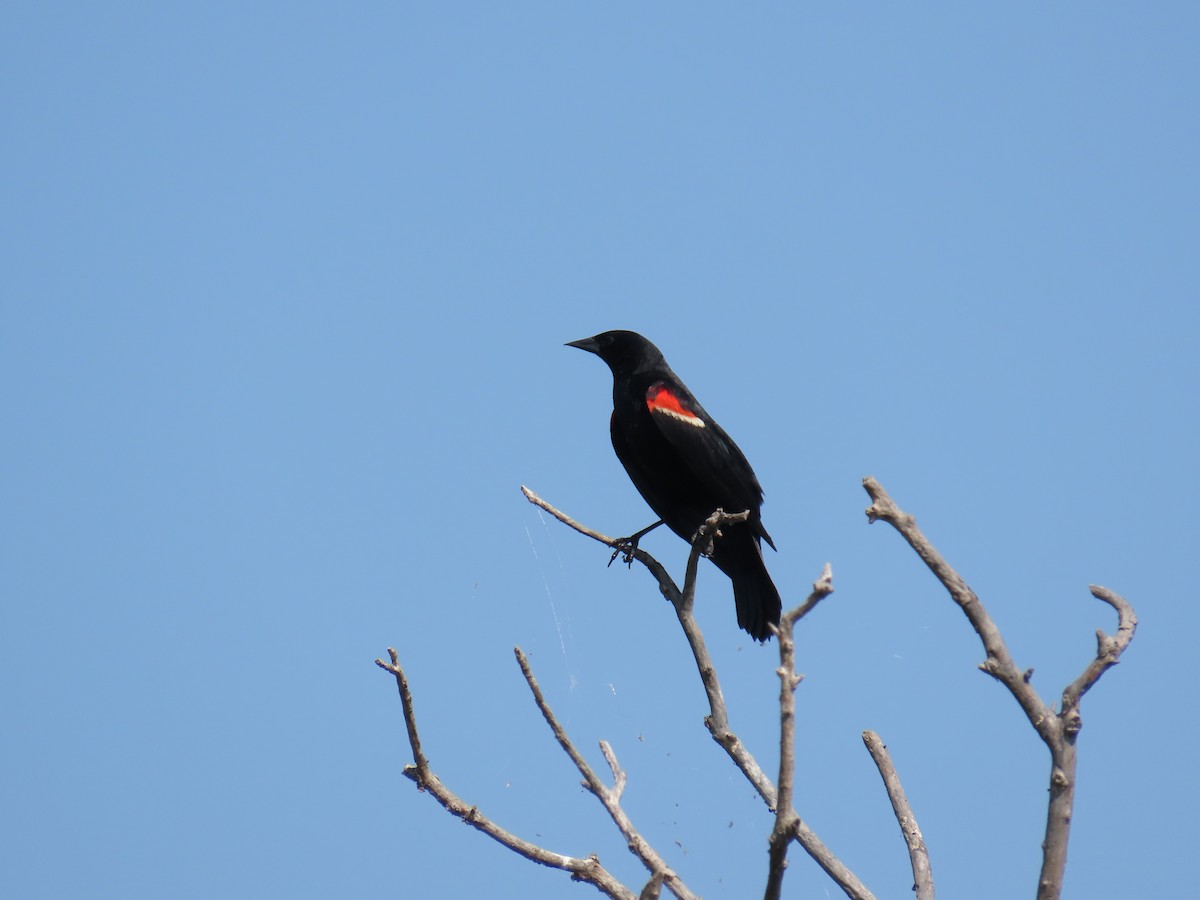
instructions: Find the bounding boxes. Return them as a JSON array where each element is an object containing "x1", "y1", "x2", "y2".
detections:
[{"x1": 644, "y1": 380, "x2": 773, "y2": 546}]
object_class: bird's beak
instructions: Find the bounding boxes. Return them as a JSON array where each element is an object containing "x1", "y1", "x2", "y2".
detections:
[{"x1": 565, "y1": 336, "x2": 599, "y2": 354}]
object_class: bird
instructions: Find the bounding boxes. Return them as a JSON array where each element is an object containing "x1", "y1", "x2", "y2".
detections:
[{"x1": 566, "y1": 330, "x2": 782, "y2": 640}]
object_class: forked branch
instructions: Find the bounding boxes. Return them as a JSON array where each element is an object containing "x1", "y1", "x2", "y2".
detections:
[
  {"x1": 513, "y1": 647, "x2": 698, "y2": 900},
  {"x1": 862, "y1": 476, "x2": 1137, "y2": 900},
  {"x1": 523, "y1": 486, "x2": 873, "y2": 900},
  {"x1": 374, "y1": 649, "x2": 636, "y2": 899}
]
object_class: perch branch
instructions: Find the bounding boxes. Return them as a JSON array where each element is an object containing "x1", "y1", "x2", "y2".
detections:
[
  {"x1": 862, "y1": 732, "x2": 934, "y2": 900},
  {"x1": 525, "y1": 488, "x2": 873, "y2": 900},
  {"x1": 522, "y1": 485, "x2": 677, "y2": 599},
  {"x1": 375, "y1": 649, "x2": 636, "y2": 900},
  {"x1": 674, "y1": 510, "x2": 778, "y2": 798}
]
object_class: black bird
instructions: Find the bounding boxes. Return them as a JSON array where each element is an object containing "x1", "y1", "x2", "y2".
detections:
[{"x1": 566, "y1": 330, "x2": 782, "y2": 640}]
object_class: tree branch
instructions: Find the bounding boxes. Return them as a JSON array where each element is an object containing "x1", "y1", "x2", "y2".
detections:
[
  {"x1": 861, "y1": 476, "x2": 1137, "y2": 900},
  {"x1": 522, "y1": 485, "x2": 678, "y2": 602},
  {"x1": 764, "y1": 573, "x2": 832, "y2": 900},
  {"x1": 375, "y1": 649, "x2": 637, "y2": 900},
  {"x1": 1039, "y1": 583, "x2": 1137, "y2": 900},
  {"x1": 673, "y1": 510, "x2": 779, "y2": 798},
  {"x1": 525, "y1": 488, "x2": 873, "y2": 900},
  {"x1": 513, "y1": 647, "x2": 699, "y2": 900},
  {"x1": 862, "y1": 477, "x2": 1055, "y2": 741},
  {"x1": 638, "y1": 873, "x2": 665, "y2": 900},
  {"x1": 861, "y1": 731, "x2": 934, "y2": 900},
  {"x1": 1060, "y1": 585, "x2": 1138, "y2": 719}
]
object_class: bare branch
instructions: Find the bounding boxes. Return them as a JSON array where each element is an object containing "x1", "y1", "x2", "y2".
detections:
[
  {"x1": 1061, "y1": 585, "x2": 1138, "y2": 719},
  {"x1": 676, "y1": 551, "x2": 866, "y2": 899},
  {"x1": 1038, "y1": 584, "x2": 1137, "y2": 900},
  {"x1": 514, "y1": 648, "x2": 698, "y2": 900},
  {"x1": 639, "y1": 873, "x2": 665, "y2": 900},
  {"x1": 681, "y1": 508, "x2": 749, "y2": 612},
  {"x1": 763, "y1": 816, "x2": 799, "y2": 900},
  {"x1": 523, "y1": 489, "x2": 774, "y2": 794},
  {"x1": 862, "y1": 476, "x2": 1055, "y2": 742},
  {"x1": 862, "y1": 732, "x2": 934, "y2": 900},
  {"x1": 522, "y1": 485, "x2": 679, "y2": 600},
  {"x1": 526, "y1": 490, "x2": 874, "y2": 900},
  {"x1": 764, "y1": 578, "x2": 828, "y2": 900},
  {"x1": 670, "y1": 510, "x2": 776, "y2": 794},
  {"x1": 861, "y1": 477, "x2": 1137, "y2": 900},
  {"x1": 374, "y1": 649, "x2": 636, "y2": 899},
  {"x1": 376, "y1": 647, "x2": 430, "y2": 777},
  {"x1": 599, "y1": 740, "x2": 627, "y2": 801},
  {"x1": 788, "y1": 563, "x2": 834, "y2": 626}
]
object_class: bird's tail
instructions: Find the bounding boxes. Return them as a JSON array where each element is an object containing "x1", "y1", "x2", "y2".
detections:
[{"x1": 712, "y1": 528, "x2": 782, "y2": 641}]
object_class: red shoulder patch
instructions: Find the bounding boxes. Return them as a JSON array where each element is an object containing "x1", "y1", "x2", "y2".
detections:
[{"x1": 646, "y1": 382, "x2": 705, "y2": 428}]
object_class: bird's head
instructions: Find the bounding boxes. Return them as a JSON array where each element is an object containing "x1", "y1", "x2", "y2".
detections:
[{"x1": 565, "y1": 330, "x2": 665, "y2": 375}]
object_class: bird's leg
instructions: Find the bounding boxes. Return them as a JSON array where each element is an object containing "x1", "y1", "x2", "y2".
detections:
[{"x1": 608, "y1": 519, "x2": 664, "y2": 568}]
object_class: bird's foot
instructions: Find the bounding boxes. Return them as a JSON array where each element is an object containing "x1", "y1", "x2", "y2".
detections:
[
  {"x1": 606, "y1": 519, "x2": 664, "y2": 569},
  {"x1": 608, "y1": 538, "x2": 640, "y2": 568}
]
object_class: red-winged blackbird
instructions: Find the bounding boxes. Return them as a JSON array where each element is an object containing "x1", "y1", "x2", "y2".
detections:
[{"x1": 567, "y1": 330, "x2": 782, "y2": 641}]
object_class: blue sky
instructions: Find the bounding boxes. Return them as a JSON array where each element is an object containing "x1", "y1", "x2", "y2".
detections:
[{"x1": 2, "y1": 4, "x2": 1196, "y2": 898}]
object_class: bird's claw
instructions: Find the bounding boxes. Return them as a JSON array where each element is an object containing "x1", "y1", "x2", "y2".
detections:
[{"x1": 607, "y1": 537, "x2": 639, "y2": 568}]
